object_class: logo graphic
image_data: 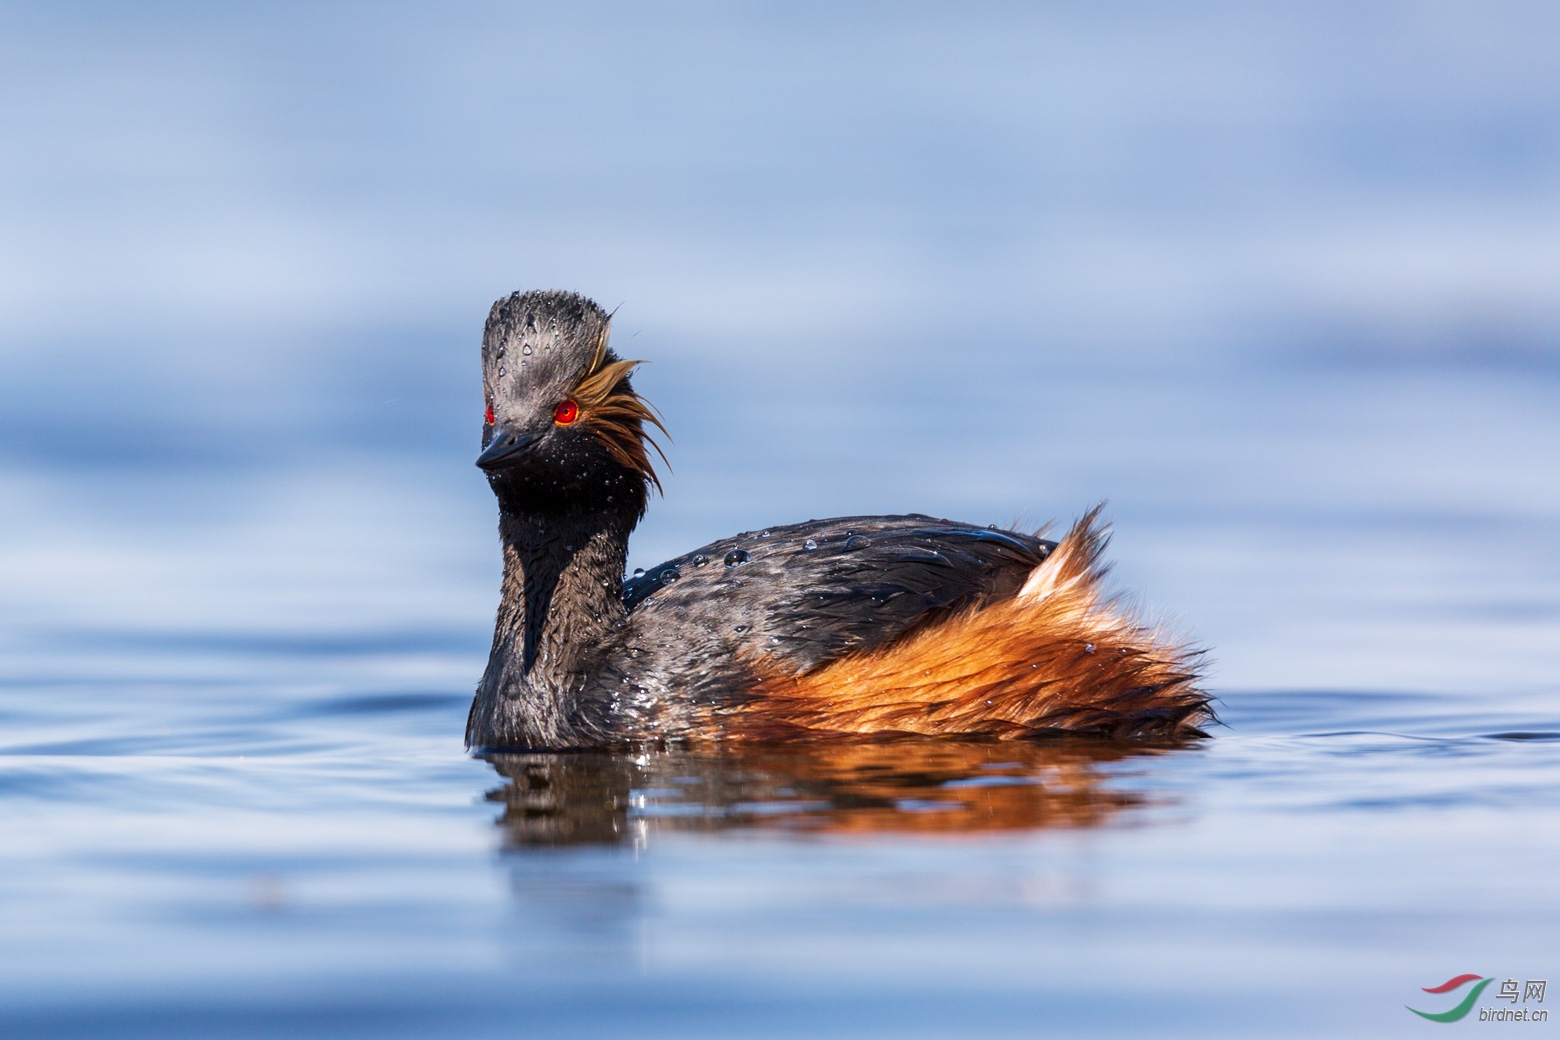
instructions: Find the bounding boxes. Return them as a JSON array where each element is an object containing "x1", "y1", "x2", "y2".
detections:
[{"x1": 1407, "y1": 975, "x2": 1493, "y2": 1022}]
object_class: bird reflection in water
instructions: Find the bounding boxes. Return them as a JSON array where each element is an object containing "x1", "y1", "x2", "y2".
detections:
[{"x1": 484, "y1": 737, "x2": 1185, "y2": 848}]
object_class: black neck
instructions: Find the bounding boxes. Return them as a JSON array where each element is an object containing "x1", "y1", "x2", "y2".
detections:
[
  {"x1": 495, "y1": 507, "x2": 634, "y2": 678},
  {"x1": 468, "y1": 486, "x2": 643, "y2": 749}
]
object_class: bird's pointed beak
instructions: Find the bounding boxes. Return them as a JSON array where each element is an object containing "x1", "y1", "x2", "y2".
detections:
[{"x1": 476, "y1": 424, "x2": 540, "y2": 470}]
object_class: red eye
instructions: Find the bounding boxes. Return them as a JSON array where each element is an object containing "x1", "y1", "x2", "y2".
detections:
[
  {"x1": 553, "y1": 399, "x2": 579, "y2": 425},
  {"x1": 484, "y1": 404, "x2": 494, "y2": 426}
]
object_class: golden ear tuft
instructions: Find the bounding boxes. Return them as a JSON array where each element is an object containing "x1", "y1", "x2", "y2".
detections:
[{"x1": 570, "y1": 327, "x2": 670, "y2": 493}]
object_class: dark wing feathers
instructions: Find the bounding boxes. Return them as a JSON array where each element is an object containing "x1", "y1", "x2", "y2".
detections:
[{"x1": 618, "y1": 515, "x2": 1054, "y2": 677}]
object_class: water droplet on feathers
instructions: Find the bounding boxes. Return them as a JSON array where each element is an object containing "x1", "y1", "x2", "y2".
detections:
[
  {"x1": 659, "y1": 568, "x2": 680, "y2": 585},
  {"x1": 692, "y1": 555, "x2": 709, "y2": 567},
  {"x1": 844, "y1": 535, "x2": 872, "y2": 550},
  {"x1": 769, "y1": 636, "x2": 781, "y2": 645},
  {"x1": 1085, "y1": 643, "x2": 1096, "y2": 654},
  {"x1": 633, "y1": 568, "x2": 645, "y2": 577},
  {"x1": 803, "y1": 539, "x2": 817, "y2": 551},
  {"x1": 734, "y1": 624, "x2": 748, "y2": 634},
  {"x1": 724, "y1": 549, "x2": 751, "y2": 567},
  {"x1": 522, "y1": 344, "x2": 533, "y2": 355}
]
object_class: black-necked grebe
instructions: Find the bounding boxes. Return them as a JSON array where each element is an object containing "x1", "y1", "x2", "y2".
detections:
[{"x1": 467, "y1": 289, "x2": 1209, "y2": 750}]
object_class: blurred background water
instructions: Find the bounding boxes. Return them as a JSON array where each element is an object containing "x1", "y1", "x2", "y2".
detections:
[{"x1": 2, "y1": 2, "x2": 1558, "y2": 1037}]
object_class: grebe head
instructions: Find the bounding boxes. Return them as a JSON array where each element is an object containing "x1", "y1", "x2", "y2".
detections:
[{"x1": 476, "y1": 290, "x2": 667, "y2": 516}]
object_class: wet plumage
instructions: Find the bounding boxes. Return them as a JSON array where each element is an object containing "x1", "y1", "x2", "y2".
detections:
[{"x1": 468, "y1": 289, "x2": 1211, "y2": 750}]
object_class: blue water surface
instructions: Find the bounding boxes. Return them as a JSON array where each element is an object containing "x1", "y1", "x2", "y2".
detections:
[{"x1": 2, "y1": 3, "x2": 1559, "y2": 1037}]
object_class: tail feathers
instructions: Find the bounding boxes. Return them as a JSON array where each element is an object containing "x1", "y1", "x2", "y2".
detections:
[
  {"x1": 1017, "y1": 505, "x2": 1110, "y2": 606},
  {"x1": 734, "y1": 506, "x2": 1212, "y2": 741}
]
